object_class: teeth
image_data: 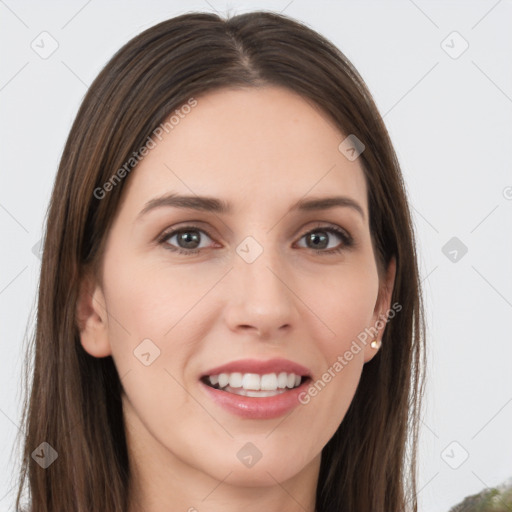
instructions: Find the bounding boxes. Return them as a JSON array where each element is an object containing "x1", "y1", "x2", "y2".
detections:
[
  {"x1": 228, "y1": 372, "x2": 243, "y2": 388},
  {"x1": 224, "y1": 387, "x2": 288, "y2": 397},
  {"x1": 206, "y1": 372, "x2": 303, "y2": 391},
  {"x1": 218, "y1": 373, "x2": 229, "y2": 388},
  {"x1": 242, "y1": 373, "x2": 261, "y2": 390},
  {"x1": 260, "y1": 373, "x2": 277, "y2": 390},
  {"x1": 277, "y1": 372, "x2": 288, "y2": 388}
]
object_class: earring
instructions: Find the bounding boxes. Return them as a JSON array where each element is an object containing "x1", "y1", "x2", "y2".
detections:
[{"x1": 370, "y1": 338, "x2": 381, "y2": 350}]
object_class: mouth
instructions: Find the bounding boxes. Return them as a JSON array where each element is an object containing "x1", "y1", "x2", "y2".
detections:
[
  {"x1": 200, "y1": 372, "x2": 310, "y2": 397},
  {"x1": 198, "y1": 358, "x2": 313, "y2": 418}
]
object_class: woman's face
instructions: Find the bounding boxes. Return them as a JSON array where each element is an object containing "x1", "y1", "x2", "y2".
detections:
[{"x1": 78, "y1": 86, "x2": 395, "y2": 493}]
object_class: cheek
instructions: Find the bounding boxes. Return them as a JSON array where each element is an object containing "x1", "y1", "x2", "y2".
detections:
[
  {"x1": 309, "y1": 254, "x2": 380, "y2": 348},
  {"x1": 100, "y1": 257, "x2": 198, "y2": 399},
  {"x1": 101, "y1": 252, "x2": 224, "y2": 396},
  {"x1": 294, "y1": 259, "x2": 378, "y2": 439},
  {"x1": 101, "y1": 262, "x2": 203, "y2": 445},
  {"x1": 103, "y1": 252, "x2": 213, "y2": 341}
]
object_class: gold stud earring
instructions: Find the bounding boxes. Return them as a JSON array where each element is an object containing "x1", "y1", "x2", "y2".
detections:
[{"x1": 370, "y1": 338, "x2": 381, "y2": 350}]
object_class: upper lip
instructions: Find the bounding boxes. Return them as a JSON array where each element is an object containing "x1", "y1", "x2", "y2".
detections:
[{"x1": 200, "y1": 358, "x2": 311, "y2": 378}]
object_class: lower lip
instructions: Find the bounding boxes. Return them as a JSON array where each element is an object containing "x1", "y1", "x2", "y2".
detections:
[{"x1": 199, "y1": 378, "x2": 311, "y2": 419}]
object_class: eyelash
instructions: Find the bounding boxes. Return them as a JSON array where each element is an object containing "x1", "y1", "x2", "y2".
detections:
[{"x1": 157, "y1": 223, "x2": 354, "y2": 256}]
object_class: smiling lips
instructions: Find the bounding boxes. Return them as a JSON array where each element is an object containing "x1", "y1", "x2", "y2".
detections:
[{"x1": 199, "y1": 358, "x2": 312, "y2": 418}]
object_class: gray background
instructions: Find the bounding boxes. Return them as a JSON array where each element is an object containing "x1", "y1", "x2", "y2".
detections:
[{"x1": 1, "y1": 1, "x2": 511, "y2": 511}]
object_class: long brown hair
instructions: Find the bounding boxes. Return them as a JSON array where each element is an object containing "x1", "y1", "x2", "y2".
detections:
[{"x1": 15, "y1": 10, "x2": 426, "y2": 512}]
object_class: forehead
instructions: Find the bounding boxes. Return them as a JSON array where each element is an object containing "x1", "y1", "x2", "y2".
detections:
[{"x1": 121, "y1": 86, "x2": 368, "y2": 218}]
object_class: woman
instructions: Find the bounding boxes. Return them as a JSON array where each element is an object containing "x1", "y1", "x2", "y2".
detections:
[{"x1": 15, "y1": 10, "x2": 426, "y2": 512}]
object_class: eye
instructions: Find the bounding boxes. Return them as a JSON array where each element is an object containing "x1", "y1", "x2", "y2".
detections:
[
  {"x1": 157, "y1": 223, "x2": 353, "y2": 256},
  {"x1": 295, "y1": 224, "x2": 353, "y2": 255},
  {"x1": 158, "y1": 226, "x2": 215, "y2": 255}
]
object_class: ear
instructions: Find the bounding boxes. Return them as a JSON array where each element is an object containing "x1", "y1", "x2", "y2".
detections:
[
  {"x1": 363, "y1": 256, "x2": 397, "y2": 363},
  {"x1": 75, "y1": 270, "x2": 112, "y2": 358}
]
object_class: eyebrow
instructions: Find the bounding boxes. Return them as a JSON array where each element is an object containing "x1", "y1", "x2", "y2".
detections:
[{"x1": 136, "y1": 193, "x2": 365, "y2": 221}]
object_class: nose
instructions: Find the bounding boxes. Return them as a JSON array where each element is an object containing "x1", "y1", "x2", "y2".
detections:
[{"x1": 223, "y1": 245, "x2": 299, "y2": 340}]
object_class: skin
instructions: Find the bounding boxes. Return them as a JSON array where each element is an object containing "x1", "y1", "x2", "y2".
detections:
[{"x1": 77, "y1": 85, "x2": 396, "y2": 512}]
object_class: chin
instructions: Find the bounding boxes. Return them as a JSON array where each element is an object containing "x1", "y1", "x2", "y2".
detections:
[
  {"x1": 219, "y1": 464, "x2": 302, "y2": 487},
  {"x1": 199, "y1": 447, "x2": 313, "y2": 487}
]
